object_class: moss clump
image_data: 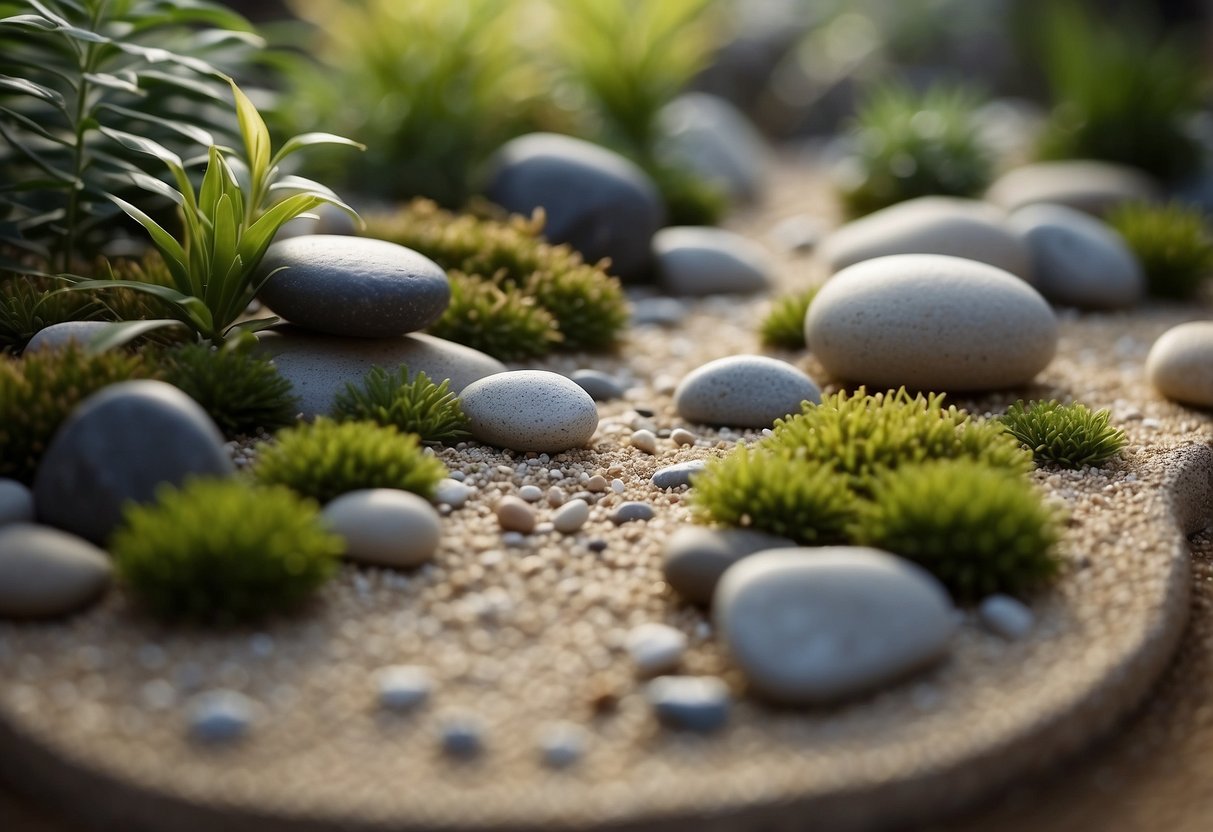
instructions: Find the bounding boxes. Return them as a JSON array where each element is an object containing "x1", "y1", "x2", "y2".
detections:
[
  {"x1": 1107, "y1": 201, "x2": 1213, "y2": 299},
  {"x1": 0, "y1": 344, "x2": 152, "y2": 483},
  {"x1": 254, "y1": 418, "x2": 447, "y2": 504},
  {"x1": 1000, "y1": 400, "x2": 1127, "y2": 469},
  {"x1": 690, "y1": 446, "x2": 857, "y2": 544},
  {"x1": 759, "y1": 288, "x2": 817, "y2": 350},
  {"x1": 853, "y1": 460, "x2": 1063, "y2": 598},
  {"x1": 333, "y1": 366, "x2": 470, "y2": 443},
  {"x1": 158, "y1": 343, "x2": 299, "y2": 438},
  {"x1": 111, "y1": 478, "x2": 342, "y2": 624},
  {"x1": 427, "y1": 272, "x2": 559, "y2": 360}
]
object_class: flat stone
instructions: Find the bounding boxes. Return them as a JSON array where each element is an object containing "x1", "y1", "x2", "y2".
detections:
[
  {"x1": 187, "y1": 689, "x2": 256, "y2": 744},
  {"x1": 495, "y1": 496, "x2": 536, "y2": 534},
  {"x1": 255, "y1": 327, "x2": 505, "y2": 418},
  {"x1": 570, "y1": 369, "x2": 625, "y2": 401},
  {"x1": 805, "y1": 254, "x2": 1058, "y2": 392},
  {"x1": 257, "y1": 235, "x2": 449, "y2": 337},
  {"x1": 978, "y1": 595, "x2": 1035, "y2": 640},
  {"x1": 0, "y1": 478, "x2": 34, "y2": 527},
  {"x1": 552, "y1": 499, "x2": 589, "y2": 534},
  {"x1": 986, "y1": 160, "x2": 1160, "y2": 216},
  {"x1": 517, "y1": 485, "x2": 544, "y2": 502},
  {"x1": 674, "y1": 355, "x2": 821, "y2": 428},
  {"x1": 818, "y1": 197, "x2": 1032, "y2": 279},
  {"x1": 714, "y1": 547, "x2": 957, "y2": 704},
  {"x1": 375, "y1": 665, "x2": 433, "y2": 711},
  {"x1": 1008, "y1": 204, "x2": 1144, "y2": 309},
  {"x1": 23, "y1": 321, "x2": 120, "y2": 353},
  {"x1": 662, "y1": 526, "x2": 794, "y2": 605},
  {"x1": 33, "y1": 380, "x2": 233, "y2": 543},
  {"x1": 651, "y1": 460, "x2": 706, "y2": 490},
  {"x1": 322, "y1": 489, "x2": 442, "y2": 568},
  {"x1": 1146, "y1": 322, "x2": 1213, "y2": 408},
  {"x1": 483, "y1": 133, "x2": 665, "y2": 281},
  {"x1": 656, "y1": 92, "x2": 770, "y2": 203},
  {"x1": 462, "y1": 370, "x2": 599, "y2": 453},
  {"x1": 654, "y1": 226, "x2": 772, "y2": 296},
  {"x1": 433, "y1": 478, "x2": 473, "y2": 509},
  {"x1": 611, "y1": 502, "x2": 655, "y2": 524},
  {"x1": 626, "y1": 623, "x2": 688, "y2": 675},
  {"x1": 0, "y1": 524, "x2": 110, "y2": 618},
  {"x1": 646, "y1": 676, "x2": 731, "y2": 732}
]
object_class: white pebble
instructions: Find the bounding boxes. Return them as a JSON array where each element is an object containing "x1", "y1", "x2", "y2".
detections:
[
  {"x1": 629, "y1": 429, "x2": 658, "y2": 454},
  {"x1": 552, "y1": 499, "x2": 590, "y2": 534},
  {"x1": 186, "y1": 689, "x2": 255, "y2": 744},
  {"x1": 518, "y1": 484, "x2": 544, "y2": 502},
  {"x1": 626, "y1": 623, "x2": 687, "y2": 675},
  {"x1": 670, "y1": 428, "x2": 697, "y2": 447},
  {"x1": 611, "y1": 478, "x2": 626, "y2": 494},
  {"x1": 433, "y1": 478, "x2": 473, "y2": 508},
  {"x1": 375, "y1": 665, "x2": 433, "y2": 711},
  {"x1": 978, "y1": 594, "x2": 1035, "y2": 640}
]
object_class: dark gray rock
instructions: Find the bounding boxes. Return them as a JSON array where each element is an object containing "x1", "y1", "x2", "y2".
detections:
[
  {"x1": 483, "y1": 133, "x2": 665, "y2": 281},
  {"x1": 0, "y1": 524, "x2": 111, "y2": 618},
  {"x1": 662, "y1": 526, "x2": 794, "y2": 605},
  {"x1": 257, "y1": 235, "x2": 449, "y2": 338},
  {"x1": 646, "y1": 676, "x2": 730, "y2": 732},
  {"x1": 654, "y1": 226, "x2": 772, "y2": 296},
  {"x1": 651, "y1": 460, "x2": 706, "y2": 490},
  {"x1": 570, "y1": 368, "x2": 625, "y2": 401},
  {"x1": 611, "y1": 502, "x2": 655, "y2": 525},
  {"x1": 34, "y1": 380, "x2": 233, "y2": 543},
  {"x1": 0, "y1": 478, "x2": 34, "y2": 527}
]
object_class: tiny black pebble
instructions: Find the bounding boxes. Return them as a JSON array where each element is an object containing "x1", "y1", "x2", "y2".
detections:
[
  {"x1": 587, "y1": 539, "x2": 608, "y2": 553},
  {"x1": 633, "y1": 407, "x2": 655, "y2": 418}
]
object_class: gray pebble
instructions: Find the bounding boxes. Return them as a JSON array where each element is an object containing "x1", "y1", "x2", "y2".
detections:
[
  {"x1": 438, "y1": 710, "x2": 486, "y2": 758},
  {"x1": 674, "y1": 355, "x2": 820, "y2": 428},
  {"x1": 612, "y1": 502, "x2": 654, "y2": 524},
  {"x1": 187, "y1": 689, "x2": 256, "y2": 744},
  {"x1": 433, "y1": 478, "x2": 473, "y2": 509},
  {"x1": 662, "y1": 526, "x2": 794, "y2": 606},
  {"x1": 462, "y1": 371, "x2": 599, "y2": 454},
  {"x1": 629, "y1": 429, "x2": 658, "y2": 454},
  {"x1": 654, "y1": 226, "x2": 772, "y2": 296},
  {"x1": 322, "y1": 489, "x2": 441, "y2": 568},
  {"x1": 552, "y1": 499, "x2": 590, "y2": 534},
  {"x1": 570, "y1": 369, "x2": 625, "y2": 401},
  {"x1": 537, "y1": 721, "x2": 588, "y2": 769},
  {"x1": 646, "y1": 676, "x2": 730, "y2": 732},
  {"x1": 651, "y1": 460, "x2": 706, "y2": 490},
  {"x1": 0, "y1": 524, "x2": 111, "y2": 619},
  {"x1": 375, "y1": 665, "x2": 433, "y2": 711},
  {"x1": 518, "y1": 484, "x2": 544, "y2": 502},
  {"x1": 626, "y1": 623, "x2": 687, "y2": 675},
  {"x1": 0, "y1": 478, "x2": 34, "y2": 527},
  {"x1": 978, "y1": 594, "x2": 1035, "y2": 640}
]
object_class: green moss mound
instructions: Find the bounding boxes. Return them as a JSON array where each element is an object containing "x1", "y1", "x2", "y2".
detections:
[
  {"x1": 159, "y1": 343, "x2": 299, "y2": 438},
  {"x1": 333, "y1": 366, "x2": 470, "y2": 443},
  {"x1": 427, "y1": 271, "x2": 559, "y2": 360},
  {"x1": 1000, "y1": 399, "x2": 1127, "y2": 469},
  {"x1": 1107, "y1": 201, "x2": 1213, "y2": 299},
  {"x1": 759, "y1": 288, "x2": 817, "y2": 350}
]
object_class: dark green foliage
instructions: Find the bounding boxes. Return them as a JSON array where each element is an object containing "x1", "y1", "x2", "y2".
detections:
[
  {"x1": 158, "y1": 342, "x2": 299, "y2": 438},
  {"x1": 1000, "y1": 400, "x2": 1127, "y2": 469},
  {"x1": 111, "y1": 478, "x2": 342, "y2": 624},
  {"x1": 333, "y1": 366, "x2": 470, "y2": 443},
  {"x1": 0, "y1": 344, "x2": 152, "y2": 483},
  {"x1": 759, "y1": 288, "x2": 817, "y2": 350},
  {"x1": 1107, "y1": 201, "x2": 1213, "y2": 299},
  {"x1": 254, "y1": 418, "x2": 447, "y2": 504},
  {"x1": 0, "y1": 272, "x2": 102, "y2": 354},
  {"x1": 427, "y1": 272, "x2": 560, "y2": 361},
  {"x1": 647, "y1": 160, "x2": 728, "y2": 228},
  {"x1": 853, "y1": 460, "x2": 1063, "y2": 598},
  {"x1": 838, "y1": 83, "x2": 993, "y2": 217}
]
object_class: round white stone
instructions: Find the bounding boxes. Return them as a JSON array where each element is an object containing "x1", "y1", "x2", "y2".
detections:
[
  {"x1": 375, "y1": 665, "x2": 434, "y2": 711},
  {"x1": 433, "y1": 478, "x2": 473, "y2": 509},
  {"x1": 461, "y1": 370, "x2": 599, "y2": 453},
  {"x1": 322, "y1": 489, "x2": 442, "y2": 568},
  {"x1": 626, "y1": 623, "x2": 688, "y2": 675},
  {"x1": 0, "y1": 524, "x2": 111, "y2": 619},
  {"x1": 654, "y1": 226, "x2": 772, "y2": 296},
  {"x1": 552, "y1": 499, "x2": 590, "y2": 534},
  {"x1": 1146, "y1": 322, "x2": 1213, "y2": 408},
  {"x1": 674, "y1": 355, "x2": 821, "y2": 428}
]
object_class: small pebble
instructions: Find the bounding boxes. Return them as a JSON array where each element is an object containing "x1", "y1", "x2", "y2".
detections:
[
  {"x1": 375, "y1": 665, "x2": 433, "y2": 711},
  {"x1": 518, "y1": 484, "x2": 544, "y2": 502},
  {"x1": 626, "y1": 623, "x2": 688, "y2": 675},
  {"x1": 612, "y1": 502, "x2": 654, "y2": 524},
  {"x1": 610, "y1": 478, "x2": 626, "y2": 494},
  {"x1": 587, "y1": 539, "x2": 608, "y2": 553},
  {"x1": 187, "y1": 689, "x2": 256, "y2": 744},
  {"x1": 537, "y1": 721, "x2": 588, "y2": 769},
  {"x1": 670, "y1": 428, "x2": 697, "y2": 447},
  {"x1": 646, "y1": 676, "x2": 730, "y2": 732},
  {"x1": 495, "y1": 497, "x2": 536, "y2": 534},
  {"x1": 433, "y1": 478, "x2": 472, "y2": 508},
  {"x1": 546, "y1": 487, "x2": 566, "y2": 507},
  {"x1": 651, "y1": 460, "x2": 706, "y2": 490},
  {"x1": 553, "y1": 499, "x2": 590, "y2": 534},
  {"x1": 0, "y1": 479, "x2": 34, "y2": 527},
  {"x1": 570, "y1": 369, "x2": 625, "y2": 401},
  {"x1": 978, "y1": 594, "x2": 1035, "y2": 640},
  {"x1": 586, "y1": 475, "x2": 608, "y2": 493},
  {"x1": 630, "y1": 429, "x2": 658, "y2": 454},
  {"x1": 438, "y1": 710, "x2": 485, "y2": 758}
]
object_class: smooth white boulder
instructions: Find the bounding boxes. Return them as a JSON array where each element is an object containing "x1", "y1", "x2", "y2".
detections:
[
  {"x1": 1146, "y1": 322, "x2": 1213, "y2": 408},
  {"x1": 322, "y1": 489, "x2": 442, "y2": 568}
]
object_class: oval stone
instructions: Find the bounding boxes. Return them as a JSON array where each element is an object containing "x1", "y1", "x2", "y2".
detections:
[
  {"x1": 322, "y1": 489, "x2": 442, "y2": 568},
  {"x1": 0, "y1": 478, "x2": 34, "y2": 527},
  {"x1": 654, "y1": 226, "x2": 772, "y2": 296},
  {"x1": 662, "y1": 526, "x2": 794, "y2": 606},
  {"x1": 1146, "y1": 322, "x2": 1213, "y2": 408},
  {"x1": 714, "y1": 547, "x2": 957, "y2": 704},
  {"x1": 673, "y1": 355, "x2": 821, "y2": 428},
  {"x1": 805, "y1": 254, "x2": 1057, "y2": 392},
  {"x1": 257, "y1": 235, "x2": 450, "y2": 338},
  {"x1": 0, "y1": 524, "x2": 111, "y2": 618},
  {"x1": 986, "y1": 160, "x2": 1159, "y2": 216},
  {"x1": 461, "y1": 370, "x2": 598, "y2": 453}
]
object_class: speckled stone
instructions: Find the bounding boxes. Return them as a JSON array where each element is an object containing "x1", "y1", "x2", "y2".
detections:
[
  {"x1": 626, "y1": 623, "x2": 687, "y2": 675},
  {"x1": 978, "y1": 595, "x2": 1035, "y2": 640},
  {"x1": 818, "y1": 197, "x2": 1032, "y2": 279},
  {"x1": 673, "y1": 355, "x2": 821, "y2": 428},
  {"x1": 461, "y1": 370, "x2": 599, "y2": 453},
  {"x1": 654, "y1": 226, "x2": 772, "y2": 296},
  {"x1": 552, "y1": 499, "x2": 589, "y2": 534},
  {"x1": 187, "y1": 689, "x2": 256, "y2": 744},
  {"x1": 1146, "y1": 322, "x2": 1213, "y2": 408},
  {"x1": 0, "y1": 524, "x2": 111, "y2": 619},
  {"x1": 256, "y1": 327, "x2": 505, "y2": 418},
  {"x1": 321, "y1": 489, "x2": 442, "y2": 568},
  {"x1": 570, "y1": 369, "x2": 625, "y2": 401},
  {"x1": 651, "y1": 460, "x2": 706, "y2": 490},
  {"x1": 646, "y1": 676, "x2": 731, "y2": 732},
  {"x1": 257, "y1": 235, "x2": 450, "y2": 337},
  {"x1": 986, "y1": 160, "x2": 1160, "y2": 216},
  {"x1": 23, "y1": 321, "x2": 120, "y2": 353},
  {"x1": 0, "y1": 478, "x2": 34, "y2": 527},
  {"x1": 805, "y1": 254, "x2": 1058, "y2": 392},
  {"x1": 714, "y1": 547, "x2": 957, "y2": 704},
  {"x1": 1008, "y1": 204, "x2": 1144, "y2": 309},
  {"x1": 611, "y1": 502, "x2": 655, "y2": 524},
  {"x1": 33, "y1": 380, "x2": 234, "y2": 543},
  {"x1": 662, "y1": 526, "x2": 795, "y2": 606},
  {"x1": 375, "y1": 665, "x2": 434, "y2": 711}
]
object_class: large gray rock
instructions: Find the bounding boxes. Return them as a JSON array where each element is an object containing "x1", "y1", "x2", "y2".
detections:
[
  {"x1": 257, "y1": 235, "x2": 449, "y2": 338},
  {"x1": 33, "y1": 380, "x2": 233, "y2": 543},
  {"x1": 0, "y1": 524, "x2": 111, "y2": 618},
  {"x1": 255, "y1": 327, "x2": 505, "y2": 418},
  {"x1": 674, "y1": 355, "x2": 820, "y2": 428},
  {"x1": 483, "y1": 133, "x2": 665, "y2": 281},
  {"x1": 461, "y1": 370, "x2": 599, "y2": 454},
  {"x1": 656, "y1": 92, "x2": 771, "y2": 203},
  {"x1": 714, "y1": 547, "x2": 957, "y2": 704},
  {"x1": 654, "y1": 226, "x2": 772, "y2": 296},
  {"x1": 986, "y1": 160, "x2": 1160, "y2": 216}
]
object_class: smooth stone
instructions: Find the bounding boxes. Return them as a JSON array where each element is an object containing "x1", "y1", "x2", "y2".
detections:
[
  {"x1": 662, "y1": 527, "x2": 794, "y2": 606},
  {"x1": 256, "y1": 235, "x2": 449, "y2": 338},
  {"x1": 819, "y1": 197, "x2": 1032, "y2": 279},
  {"x1": 187, "y1": 690, "x2": 256, "y2": 744},
  {"x1": 978, "y1": 594, "x2": 1035, "y2": 640},
  {"x1": 611, "y1": 502, "x2": 655, "y2": 525},
  {"x1": 0, "y1": 479, "x2": 34, "y2": 527},
  {"x1": 438, "y1": 710, "x2": 485, "y2": 758},
  {"x1": 1146, "y1": 322, "x2": 1213, "y2": 408},
  {"x1": 1008, "y1": 204, "x2": 1145, "y2": 309},
  {"x1": 537, "y1": 722, "x2": 588, "y2": 769},
  {"x1": 646, "y1": 676, "x2": 731, "y2": 732},
  {"x1": 629, "y1": 429, "x2": 658, "y2": 454},
  {"x1": 517, "y1": 484, "x2": 544, "y2": 502},
  {"x1": 806, "y1": 254, "x2": 1058, "y2": 392},
  {"x1": 375, "y1": 665, "x2": 433, "y2": 711},
  {"x1": 651, "y1": 460, "x2": 706, "y2": 490},
  {"x1": 0, "y1": 524, "x2": 111, "y2": 618},
  {"x1": 769, "y1": 214, "x2": 825, "y2": 254},
  {"x1": 654, "y1": 226, "x2": 772, "y2": 296},
  {"x1": 714, "y1": 547, "x2": 957, "y2": 704},
  {"x1": 570, "y1": 369, "x2": 625, "y2": 401},
  {"x1": 655, "y1": 92, "x2": 770, "y2": 203},
  {"x1": 483, "y1": 133, "x2": 665, "y2": 281},
  {"x1": 630, "y1": 297, "x2": 687, "y2": 327},
  {"x1": 626, "y1": 623, "x2": 688, "y2": 675},
  {"x1": 674, "y1": 355, "x2": 821, "y2": 428},
  {"x1": 255, "y1": 327, "x2": 505, "y2": 419},
  {"x1": 433, "y1": 478, "x2": 473, "y2": 509},
  {"x1": 552, "y1": 499, "x2": 589, "y2": 534},
  {"x1": 461, "y1": 370, "x2": 598, "y2": 453},
  {"x1": 495, "y1": 496, "x2": 536, "y2": 534},
  {"x1": 670, "y1": 428, "x2": 697, "y2": 447},
  {"x1": 34, "y1": 381, "x2": 233, "y2": 543},
  {"x1": 23, "y1": 321, "x2": 120, "y2": 354},
  {"x1": 322, "y1": 489, "x2": 441, "y2": 568},
  {"x1": 986, "y1": 160, "x2": 1160, "y2": 216}
]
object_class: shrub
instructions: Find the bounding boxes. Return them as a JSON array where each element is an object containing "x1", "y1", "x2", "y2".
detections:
[
  {"x1": 333, "y1": 366, "x2": 470, "y2": 443},
  {"x1": 427, "y1": 272, "x2": 560, "y2": 361},
  {"x1": 254, "y1": 418, "x2": 447, "y2": 504},
  {"x1": 1000, "y1": 400, "x2": 1126, "y2": 469},
  {"x1": 759, "y1": 288, "x2": 817, "y2": 350},
  {"x1": 853, "y1": 460, "x2": 1063, "y2": 598},
  {"x1": 1107, "y1": 201, "x2": 1213, "y2": 299},
  {"x1": 159, "y1": 342, "x2": 299, "y2": 438},
  {"x1": 111, "y1": 478, "x2": 342, "y2": 624},
  {"x1": 0, "y1": 273, "x2": 104, "y2": 354}
]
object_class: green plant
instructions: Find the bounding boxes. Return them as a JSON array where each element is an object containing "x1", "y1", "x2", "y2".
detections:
[
  {"x1": 1033, "y1": 2, "x2": 1205, "y2": 182},
  {"x1": 333, "y1": 366, "x2": 469, "y2": 443},
  {"x1": 759, "y1": 288, "x2": 817, "y2": 350},
  {"x1": 158, "y1": 342, "x2": 298, "y2": 438},
  {"x1": 1000, "y1": 399, "x2": 1126, "y2": 469},
  {"x1": 837, "y1": 82, "x2": 993, "y2": 217},
  {"x1": 690, "y1": 446, "x2": 857, "y2": 544},
  {"x1": 111, "y1": 478, "x2": 342, "y2": 623},
  {"x1": 0, "y1": 343, "x2": 151, "y2": 483},
  {"x1": 0, "y1": 0, "x2": 262, "y2": 268},
  {"x1": 254, "y1": 418, "x2": 447, "y2": 504},
  {"x1": 1107, "y1": 201, "x2": 1213, "y2": 299},
  {"x1": 853, "y1": 460, "x2": 1063, "y2": 598},
  {"x1": 427, "y1": 272, "x2": 559, "y2": 361}
]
